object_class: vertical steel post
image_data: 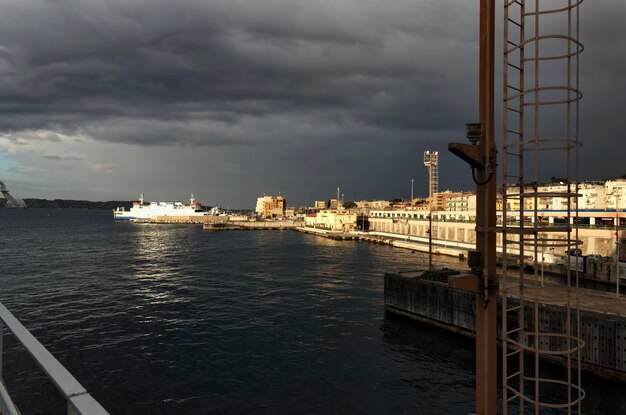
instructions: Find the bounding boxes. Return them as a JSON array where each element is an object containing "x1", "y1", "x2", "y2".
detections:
[
  {"x1": 475, "y1": 1, "x2": 497, "y2": 414},
  {"x1": 428, "y1": 161, "x2": 434, "y2": 270},
  {"x1": 0, "y1": 322, "x2": 3, "y2": 379},
  {"x1": 617, "y1": 191, "x2": 621, "y2": 297}
]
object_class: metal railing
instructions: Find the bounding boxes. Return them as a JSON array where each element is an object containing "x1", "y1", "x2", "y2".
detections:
[{"x1": 0, "y1": 302, "x2": 108, "y2": 415}]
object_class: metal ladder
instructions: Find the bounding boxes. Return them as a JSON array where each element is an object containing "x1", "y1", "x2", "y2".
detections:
[{"x1": 501, "y1": 1, "x2": 585, "y2": 413}]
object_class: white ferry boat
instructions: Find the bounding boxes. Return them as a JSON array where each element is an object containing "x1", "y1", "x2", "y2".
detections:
[{"x1": 113, "y1": 193, "x2": 205, "y2": 220}]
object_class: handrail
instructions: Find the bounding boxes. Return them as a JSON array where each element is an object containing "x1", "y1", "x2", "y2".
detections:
[{"x1": 0, "y1": 302, "x2": 108, "y2": 414}]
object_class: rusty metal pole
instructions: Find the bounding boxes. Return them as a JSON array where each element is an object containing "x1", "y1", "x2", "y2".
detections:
[
  {"x1": 429, "y1": 169, "x2": 434, "y2": 270},
  {"x1": 447, "y1": 1, "x2": 497, "y2": 412},
  {"x1": 475, "y1": 0, "x2": 497, "y2": 414}
]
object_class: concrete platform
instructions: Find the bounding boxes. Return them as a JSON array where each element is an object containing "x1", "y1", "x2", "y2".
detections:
[{"x1": 385, "y1": 269, "x2": 626, "y2": 381}]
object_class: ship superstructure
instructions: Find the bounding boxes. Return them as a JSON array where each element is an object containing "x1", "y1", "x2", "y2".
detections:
[{"x1": 113, "y1": 193, "x2": 205, "y2": 220}]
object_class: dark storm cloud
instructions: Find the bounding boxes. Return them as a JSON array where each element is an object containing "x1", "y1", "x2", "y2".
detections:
[
  {"x1": 43, "y1": 155, "x2": 83, "y2": 161},
  {"x1": 0, "y1": 0, "x2": 477, "y2": 150},
  {"x1": 0, "y1": 0, "x2": 624, "y2": 204}
]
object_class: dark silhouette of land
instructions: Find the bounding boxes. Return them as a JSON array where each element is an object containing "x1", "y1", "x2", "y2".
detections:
[{"x1": 0, "y1": 198, "x2": 132, "y2": 210}]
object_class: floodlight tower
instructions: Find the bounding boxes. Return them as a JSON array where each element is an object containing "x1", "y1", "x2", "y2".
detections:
[{"x1": 423, "y1": 151, "x2": 439, "y2": 200}]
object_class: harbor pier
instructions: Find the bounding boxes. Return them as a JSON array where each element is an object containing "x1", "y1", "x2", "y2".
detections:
[
  {"x1": 384, "y1": 270, "x2": 626, "y2": 381},
  {"x1": 203, "y1": 216, "x2": 301, "y2": 230}
]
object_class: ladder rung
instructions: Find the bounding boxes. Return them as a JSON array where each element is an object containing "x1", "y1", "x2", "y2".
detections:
[
  {"x1": 505, "y1": 152, "x2": 520, "y2": 157},
  {"x1": 507, "y1": 85, "x2": 522, "y2": 92},
  {"x1": 507, "y1": 327, "x2": 521, "y2": 335},
  {"x1": 506, "y1": 0, "x2": 523, "y2": 7},
  {"x1": 506, "y1": 107, "x2": 522, "y2": 114},
  {"x1": 507, "y1": 349, "x2": 521, "y2": 358},
  {"x1": 507, "y1": 370, "x2": 521, "y2": 380},
  {"x1": 507, "y1": 129, "x2": 522, "y2": 135},
  {"x1": 507, "y1": 40, "x2": 519, "y2": 47},
  {"x1": 507, "y1": 392, "x2": 520, "y2": 402},
  {"x1": 507, "y1": 62, "x2": 522, "y2": 71},
  {"x1": 507, "y1": 305, "x2": 521, "y2": 312},
  {"x1": 507, "y1": 18, "x2": 522, "y2": 28}
]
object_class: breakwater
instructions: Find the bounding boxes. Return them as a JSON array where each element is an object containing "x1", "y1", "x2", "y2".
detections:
[
  {"x1": 384, "y1": 270, "x2": 626, "y2": 381},
  {"x1": 296, "y1": 227, "x2": 356, "y2": 240},
  {"x1": 150, "y1": 215, "x2": 204, "y2": 223},
  {"x1": 203, "y1": 217, "x2": 300, "y2": 230}
]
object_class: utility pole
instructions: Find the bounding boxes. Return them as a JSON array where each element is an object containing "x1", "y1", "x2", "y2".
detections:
[
  {"x1": 617, "y1": 189, "x2": 622, "y2": 297},
  {"x1": 411, "y1": 179, "x2": 414, "y2": 204},
  {"x1": 447, "y1": 1, "x2": 497, "y2": 414}
]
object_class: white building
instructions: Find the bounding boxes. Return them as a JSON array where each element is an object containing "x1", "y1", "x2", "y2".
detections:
[
  {"x1": 577, "y1": 182, "x2": 606, "y2": 210},
  {"x1": 255, "y1": 196, "x2": 272, "y2": 214},
  {"x1": 304, "y1": 210, "x2": 357, "y2": 231},
  {"x1": 356, "y1": 200, "x2": 392, "y2": 210},
  {"x1": 605, "y1": 180, "x2": 626, "y2": 210},
  {"x1": 446, "y1": 193, "x2": 477, "y2": 211}
]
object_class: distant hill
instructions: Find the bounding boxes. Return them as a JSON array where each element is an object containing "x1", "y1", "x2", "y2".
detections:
[{"x1": 0, "y1": 198, "x2": 133, "y2": 210}]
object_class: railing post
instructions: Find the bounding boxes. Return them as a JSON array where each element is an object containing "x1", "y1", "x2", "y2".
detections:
[
  {"x1": 0, "y1": 321, "x2": 3, "y2": 378},
  {"x1": 68, "y1": 400, "x2": 79, "y2": 415}
]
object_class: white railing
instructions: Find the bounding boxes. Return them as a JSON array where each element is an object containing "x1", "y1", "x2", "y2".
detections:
[{"x1": 0, "y1": 302, "x2": 108, "y2": 415}]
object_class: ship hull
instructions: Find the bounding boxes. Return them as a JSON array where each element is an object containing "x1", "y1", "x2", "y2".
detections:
[{"x1": 113, "y1": 194, "x2": 206, "y2": 221}]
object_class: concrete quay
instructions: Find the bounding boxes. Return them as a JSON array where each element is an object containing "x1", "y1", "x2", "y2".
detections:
[
  {"x1": 296, "y1": 227, "x2": 356, "y2": 240},
  {"x1": 331, "y1": 229, "x2": 623, "y2": 290},
  {"x1": 140, "y1": 215, "x2": 205, "y2": 224},
  {"x1": 385, "y1": 270, "x2": 626, "y2": 381},
  {"x1": 203, "y1": 216, "x2": 301, "y2": 231}
]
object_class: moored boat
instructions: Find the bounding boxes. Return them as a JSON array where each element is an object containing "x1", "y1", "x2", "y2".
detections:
[{"x1": 113, "y1": 193, "x2": 205, "y2": 220}]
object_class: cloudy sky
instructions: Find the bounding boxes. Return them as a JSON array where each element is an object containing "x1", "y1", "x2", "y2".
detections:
[{"x1": 1, "y1": 0, "x2": 624, "y2": 208}]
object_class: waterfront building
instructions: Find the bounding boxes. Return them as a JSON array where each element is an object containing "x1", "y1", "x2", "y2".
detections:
[
  {"x1": 446, "y1": 193, "x2": 476, "y2": 211},
  {"x1": 368, "y1": 207, "x2": 625, "y2": 259},
  {"x1": 494, "y1": 181, "x2": 619, "y2": 211},
  {"x1": 578, "y1": 182, "x2": 607, "y2": 210},
  {"x1": 255, "y1": 195, "x2": 287, "y2": 218},
  {"x1": 390, "y1": 200, "x2": 412, "y2": 210},
  {"x1": 255, "y1": 196, "x2": 270, "y2": 214},
  {"x1": 430, "y1": 190, "x2": 462, "y2": 211},
  {"x1": 605, "y1": 179, "x2": 626, "y2": 210},
  {"x1": 304, "y1": 210, "x2": 357, "y2": 232},
  {"x1": 355, "y1": 200, "x2": 392, "y2": 210}
]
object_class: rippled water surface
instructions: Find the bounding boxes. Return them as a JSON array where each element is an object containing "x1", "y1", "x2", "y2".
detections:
[{"x1": 0, "y1": 210, "x2": 623, "y2": 414}]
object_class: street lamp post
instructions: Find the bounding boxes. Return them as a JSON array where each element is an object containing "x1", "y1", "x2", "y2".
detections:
[
  {"x1": 411, "y1": 179, "x2": 414, "y2": 205},
  {"x1": 616, "y1": 189, "x2": 622, "y2": 297}
]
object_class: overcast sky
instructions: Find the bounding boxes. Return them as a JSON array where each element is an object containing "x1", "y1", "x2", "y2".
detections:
[{"x1": 1, "y1": 0, "x2": 624, "y2": 208}]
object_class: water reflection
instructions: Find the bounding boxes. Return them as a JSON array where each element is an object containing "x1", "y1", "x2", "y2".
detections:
[{"x1": 125, "y1": 224, "x2": 199, "y2": 310}]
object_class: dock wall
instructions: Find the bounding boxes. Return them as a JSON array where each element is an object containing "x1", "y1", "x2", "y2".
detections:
[
  {"x1": 224, "y1": 221, "x2": 299, "y2": 230},
  {"x1": 384, "y1": 272, "x2": 626, "y2": 381},
  {"x1": 366, "y1": 220, "x2": 625, "y2": 285},
  {"x1": 296, "y1": 227, "x2": 357, "y2": 240},
  {"x1": 149, "y1": 215, "x2": 204, "y2": 223},
  {"x1": 203, "y1": 219, "x2": 301, "y2": 230}
]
